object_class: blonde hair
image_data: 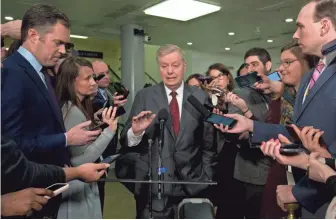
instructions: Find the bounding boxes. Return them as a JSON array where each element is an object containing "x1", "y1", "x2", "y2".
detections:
[{"x1": 156, "y1": 44, "x2": 185, "y2": 62}]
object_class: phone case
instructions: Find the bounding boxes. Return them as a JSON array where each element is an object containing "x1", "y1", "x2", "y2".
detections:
[{"x1": 45, "y1": 183, "x2": 69, "y2": 199}]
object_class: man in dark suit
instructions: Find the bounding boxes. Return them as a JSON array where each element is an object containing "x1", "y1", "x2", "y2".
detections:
[
  {"x1": 1, "y1": 3, "x2": 100, "y2": 217},
  {"x1": 217, "y1": 0, "x2": 336, "y2": 217},
  {"x1": 91, "y1": 60, "x2": 127, "y2": 212},
  {"x1": 116, "y1": 44, "x2": 217, "y2": 218}
]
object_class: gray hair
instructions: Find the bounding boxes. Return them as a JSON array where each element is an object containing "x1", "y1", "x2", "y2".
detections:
[
  {"x1": 312, "y1": 0, "x2": 336, "y2": 30},
  {"x1": 156, "y1": 44, "x2": 185, "y2": 62}
]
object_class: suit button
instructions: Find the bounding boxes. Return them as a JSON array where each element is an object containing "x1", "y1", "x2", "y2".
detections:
[{"x1": 168, "y1": 173, "x2": 172, "y2": 178}]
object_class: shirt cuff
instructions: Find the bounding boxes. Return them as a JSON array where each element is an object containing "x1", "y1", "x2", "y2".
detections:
[
  {"x1": 127, "y1": 128, "x2": 145, "y2": 147},
  {"x1": 64, "y1": 133, "x2": 67, "y2": 147}
]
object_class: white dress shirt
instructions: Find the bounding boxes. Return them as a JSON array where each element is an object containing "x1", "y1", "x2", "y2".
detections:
[{"x1": 127, "y1": 83, "x2": 184, "y2": 147}]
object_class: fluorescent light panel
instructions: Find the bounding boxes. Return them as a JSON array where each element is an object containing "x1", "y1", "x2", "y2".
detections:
[
  {"x1": 144, "y1": 0, "x2": 221, "y2": 21},
  {"x1": 70, "y1": 34, "x2": 88, "y2": 39},
  {"x1": 5, "y1": 16, "x2": 14, "y2": 20}
]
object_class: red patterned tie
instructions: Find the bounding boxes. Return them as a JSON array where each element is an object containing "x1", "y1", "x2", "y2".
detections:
[{"x1": 169, "y1": 91, "x2": 180, "y2": 135}]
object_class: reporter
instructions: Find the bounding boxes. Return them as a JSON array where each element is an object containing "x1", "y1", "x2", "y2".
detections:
[{"x1": 56, "y1": 56, "x2": 118, "y2": 218}]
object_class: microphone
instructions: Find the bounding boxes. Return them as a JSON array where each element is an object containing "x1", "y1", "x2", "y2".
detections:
[
  {"x1": 157, "y1": 108, "x2": 168, "y2": 200},
  {"x1": 158, "y1": 109, "x2": 169, "y2": 143},
  {"x1": 187, "y1": 95, "x2": 211, "y2": 118}
]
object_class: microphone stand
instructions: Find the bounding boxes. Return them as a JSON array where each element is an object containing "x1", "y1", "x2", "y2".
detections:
[
  {"x1": 158, "y1": 120, "x2": 165, "y2": 200},
  {"x1": 147, "y1": 139, "x2": 154, "y2": 219}
]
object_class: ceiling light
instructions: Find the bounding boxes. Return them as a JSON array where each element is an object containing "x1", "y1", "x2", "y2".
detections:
[
  {"x1": 5, "y1": 48, "x2": 9, "y2": 50},
  {"x1": 225, "y1": 48, "x2": 231, "y2": 51},
  {"x1": 267, "y1": 39, "x2": 274, "y2": 43},
  {"x1": 228, "y1": 32, "x2": 235, "y2": 36},
  {"x1": 144, "y1": 0, "x2": 221, "y2": 21},
  {"x1": 187, "y1": 42, "x2": 193, "y2": 45},
  {"x1": 70, "y1": 35, "x2": 88, "y2": 39},
  {"x1": 285, "y1": 18, "x2": 294, "y2": 23},
  {"x1": 4, "y1": 16, "x2": 14, "y2": 21}
]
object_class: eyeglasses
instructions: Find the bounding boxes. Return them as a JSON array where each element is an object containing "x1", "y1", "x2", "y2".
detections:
[
  {"x1": 212, "y1": 72, "x2": 227, "y2": 80},
  {"x1": 280, "y1": 59, "x2": 299, "y2": 68}
]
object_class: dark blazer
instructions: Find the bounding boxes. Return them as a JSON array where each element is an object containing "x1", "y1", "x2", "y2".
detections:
[
  {"x1": 92, "y1": 90, "x2": 107, "y2": 113},
  {"x1": 92, "y1": 90, "x2": 118, "y2": 156},
  {"x1": 1, "y1": 137, "x2": 65, "y2": 195},
  {"x1": 1, "y1": 51, "x2": 70, "y2": 166},
  {"x1": 252, "y1": 56, "x2": 336, "y2": 213},
  {"x1": 116, "y1": 82, "x2": 217, "y2": 213}
]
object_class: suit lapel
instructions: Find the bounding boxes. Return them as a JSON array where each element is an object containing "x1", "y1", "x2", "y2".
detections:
[
  {"x1": 16, "y1": 53, "x2": 65, "y2": 131},
  {"x1": 296, "y1": 58, "x2": 336, "y2": 121},
  {"x1": 152, "y1": 82, "x2": 175, "y2": 140},
  {"x1": 293, "y1": 69, "x2": 312, "y2": 121}
]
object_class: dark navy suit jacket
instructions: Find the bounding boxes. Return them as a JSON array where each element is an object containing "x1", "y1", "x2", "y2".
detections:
[
  {"x1": 252, "y1": 54, "x2": 336, "y2": 213},
  {"x1": 92, "y1": 90, "x2": 118, "y2": 156},
  {"x1": 1, "y1": 51, "x2": 70, "y2": 167}
]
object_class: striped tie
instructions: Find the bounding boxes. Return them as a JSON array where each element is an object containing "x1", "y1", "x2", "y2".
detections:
[{"x1": 309, "y1": 60, "x2": 325, "y2": 89}]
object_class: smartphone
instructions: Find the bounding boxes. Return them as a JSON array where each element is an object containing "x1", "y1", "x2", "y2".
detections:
[
  {"x1": 235, "y1": 71, "x2": 262, "y2": 88},
  {"x1": 45, "y1": 183, "x2": 69, "y2": 199},
  {"x1": 113, "y1": 83, "x2": 129, "y2": 100},
  {"x1": 286, "y1": 124, "x2": 327, "y2": 147},
  {"x1": 97, "y1": 106, "x2": 126, "y2": 121},
  {"x1": 268, "y1": 71, "x2": 281, "y2": 81},
  {"x1": 94, "y1": 73, "x2": 105, "y2": 82},
  {"x1": 204, "y1": 113, "x2": 237, "y2": 129},
  {"x1": 90, "y1": 123, "x2": 107, "y2": 131},
  {"x1": 101, "y1": 154, "x2": 121, "y2": 164}
]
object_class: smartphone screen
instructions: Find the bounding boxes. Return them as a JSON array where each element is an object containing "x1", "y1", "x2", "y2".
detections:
[
  {"x1": 205, "y1": 113, "x2": 237, "y2": 128},
  {"x1": 46, "y1": 183, "x2": 67, "y2": 191},
  {"x1": 235, "y1": 71, "x2": 262, "y2": 88},
  {"x1": 90, "y1": 123, "x2": 107, "y2": 131},
  {"x1": 268, "y1": 71, "x2": 281, "y2": 81}
]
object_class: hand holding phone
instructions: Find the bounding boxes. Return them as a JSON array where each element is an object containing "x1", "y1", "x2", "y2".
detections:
[
  {"x1": 101, "y1": 154, "x2": 121, "y2": 164},
  {"x1": 235, "y1": 71, "x2": 262, "y2": 88},
  {"x1": 279, "y1": 143, "x2": 307, "y2": 156},
  {"x1": 286, "y1": 124, "x2": 326, "y2": 147},
  {"x1": 44, "y1": 183, "x2": 69, "y2": 199},
  {"x1": 204, "y1": 112, "x2": 237, "y2": 129}
]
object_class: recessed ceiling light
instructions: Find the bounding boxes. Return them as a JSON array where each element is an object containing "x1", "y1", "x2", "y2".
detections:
[
  {"x1": 144, "y1": 0, "x2": 221, "y2": 21},
  {"x1": 267, "y1": 39, "x2": 274, "y2": 43},
  {"x1": 70, "y1": 35, "x2": 88, "y2": 39},
  {"x1": 187, "y1": 42, "x2": 193, "y2": 45},
  {"x1": 228, "y1": 32, "x2": 235, "y2": 36},
  {"x1": 5, "y1": 48, "x2": 9, "y2": 50},
  {"x1": 225, "y1": 48, "x2": 231, "y2": 51},
  {"x1": 5, "y1": 16, "x2": 14, "y2": 21},
  {"x1": 285, "y1": 18, "x2": 294, "y2": 23}
]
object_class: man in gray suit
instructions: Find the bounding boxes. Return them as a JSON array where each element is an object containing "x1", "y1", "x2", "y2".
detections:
[
  {"x1": 116, "y1": 44, "x2": 217, "y2": 218},
  {"x1": 217, "y1": 0, "x2": 336, "y2": 217}
]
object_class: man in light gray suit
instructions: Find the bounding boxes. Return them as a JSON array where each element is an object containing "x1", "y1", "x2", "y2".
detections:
[{"x1": 116, "y1": 44, "x2": 217, "y2": 218}]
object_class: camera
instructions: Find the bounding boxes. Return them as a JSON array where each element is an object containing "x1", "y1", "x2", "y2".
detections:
[{"x1": 144, "y1": 35, "x2": 151, "y2": 42}]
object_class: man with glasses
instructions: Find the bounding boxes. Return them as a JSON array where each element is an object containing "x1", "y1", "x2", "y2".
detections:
[
  {"x1": 91, "y1": 60, "x2": 127, "y2": 212},
  {"x1": 1, "y1": 4, "x2": 101, "y2": 218}
]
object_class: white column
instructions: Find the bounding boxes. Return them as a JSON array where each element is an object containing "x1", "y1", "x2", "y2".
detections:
[{"x1": 120, "y1": 24, "x2": 145, "y2": 115}]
